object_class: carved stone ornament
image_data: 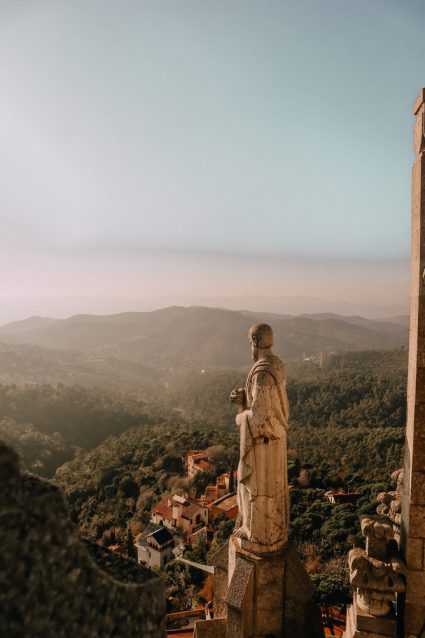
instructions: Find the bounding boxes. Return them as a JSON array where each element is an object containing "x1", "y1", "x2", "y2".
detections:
[
  {"x1": 348, "y1": 549, "x2": 405, "y2": 616},
  {"x1": 375, "y1": 469, "x2": 403, "y2": 545},
  {"x1": 414, "y1": 89, "x2": 425, "y2": 157},
  {"x1": 360, "y1": 515, "x2": 395, "y2": 561},
  {"x1": 344, "y1": 469, "x2": 406, "y2": 636}
]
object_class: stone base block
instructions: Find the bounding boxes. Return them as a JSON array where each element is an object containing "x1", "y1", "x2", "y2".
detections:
[
  {"x1": 222, "y1": 536, "x2": 324, "y2": 637},
  {"x1": 403, "y1": 600, "x2": 425, "y2": 637},
  {"x1": 194, "y1": 618, "x2": 227, "y2": 638},
  {"x1": 343, "y1": 596, "x2": 397, "y2": 638},
  {"x1": 236, "y1": 534, "x2": 287, "y2": 555}
]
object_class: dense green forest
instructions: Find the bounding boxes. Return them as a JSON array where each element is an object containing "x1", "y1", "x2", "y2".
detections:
[
  {"x1": 0, "y1": 347, "x2": 407, "y2": 610},
  {"x1": 160, "y1": 348, "x2": 406, "y2": 481},
  {"x1": 52, "y1": 419, "x2": 395, "y2": 546},
  {"x1": 55, "y1": 425, "x2": 238, "y2": 540},
  {"x1": 0, "y1": 348, "x2": 406, "y2": 480},
  {"x1": 48, "y1": 349, "x2": 405, "y2": 543},
  {"x1": 161, "y1": 348, "x2": 407, "y2": 425},
  {"x1": 0, "y1": 384, "x2": 164, "y2": 474}
]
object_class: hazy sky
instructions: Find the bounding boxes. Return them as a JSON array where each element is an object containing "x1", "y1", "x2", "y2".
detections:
[{"x1": 1, "y1": 0, "x2": 424, "y2": 319}]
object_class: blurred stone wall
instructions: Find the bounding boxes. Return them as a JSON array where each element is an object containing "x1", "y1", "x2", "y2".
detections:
[{"x1": 0, "y1": 442, "x2": 165, "y2": 638}]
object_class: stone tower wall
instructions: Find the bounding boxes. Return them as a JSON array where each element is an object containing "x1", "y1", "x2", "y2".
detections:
[{"x1": 402, "y1": 87, "x2": 425, "y2": 638}]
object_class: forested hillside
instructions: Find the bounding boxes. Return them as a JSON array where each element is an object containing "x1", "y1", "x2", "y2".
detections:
[
  {"x1": 27, "y1": 348, "x2": 404, "y2": 540},
  {"x1": 0, "y1": 307, "x2": 407, "y2": 369},
  {"x1": 55, "y1": 425, "x2": 238, "y2": 540},
  {"x1": 0, "y1": 341, "x2": 160, "y2": 393},
  {"x1": 54, "y1": 419, "x2": 397, "y2": 558},
  {"x1": 0, "y1": 348, "x2": 407, "y2": 481},
  {"x1": 0, "y1": 384, "x2": 165, "y2": 475},
  {"x1": 162, "y1": 349, "x2": 407, "y2": 429},
  {"x1": 0, "y1": 345, "x2": 407, "y2": 609}
]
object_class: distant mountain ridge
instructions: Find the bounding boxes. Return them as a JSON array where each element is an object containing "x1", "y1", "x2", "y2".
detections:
[
  {"x1": 0, "y1": 316, "x2": 59, "y2": 335},
  {"x1": 0, "y1": 294, "x2": 408, "y2": 326},
  {"x1": 0, "y1": 306, "x2": 408, "y2": 372}
]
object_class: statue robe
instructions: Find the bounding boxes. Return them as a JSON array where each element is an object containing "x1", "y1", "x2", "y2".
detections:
[{"x1": 235, "y1": 355, "x2": 290, "y2": 549}]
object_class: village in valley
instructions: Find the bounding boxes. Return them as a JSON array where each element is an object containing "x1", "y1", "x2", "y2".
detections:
[
  {"x1": 134, "y1": 450, "x2": 237, "y2": 572},
  {"x1": 95, "y1": 444, "x2": 357, "y2": 635}
]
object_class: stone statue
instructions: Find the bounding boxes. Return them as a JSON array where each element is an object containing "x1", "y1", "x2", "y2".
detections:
[
  {"x1": 196, "y1": 324, "x2": 324, "y2": 638},
  {"x1": 230, "y1": 323, "x2": 290, "y2": 553}
]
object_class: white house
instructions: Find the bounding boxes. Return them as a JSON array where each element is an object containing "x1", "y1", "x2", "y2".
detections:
[{"x1": 135, "y1": 524, "x2": 176, "y2": 570}]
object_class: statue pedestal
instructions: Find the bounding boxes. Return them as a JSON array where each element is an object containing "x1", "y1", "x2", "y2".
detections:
[
  {"x1": 343, "y1": 594, "x2": 397, "y2": 638},
  {"x1": 195, "y1": 536, "x2": 324, "y2": 638}
]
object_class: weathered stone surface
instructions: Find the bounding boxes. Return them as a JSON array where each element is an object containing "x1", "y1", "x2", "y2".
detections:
[
  {"x1": 225, "y1": 550, "x2": 255, "y2": 638},
  {"x1": 209, "y1": 541, "x2": 229, "y2": 619},
  {"x1": 0, "y1": 441, "x2": 165, "y2": 638},
  {"x1": 410, "y1": 471, "x2": 425, "y2": 505},
  {"x1": 222, "y1": 539, "x2": 323, "y2": 637},
  {"x1": 414, "y1": 101, "x2": 425, "y2": 156},
  {"x1": 405, "y1": 569, "x2": 425, "y2": 602},
  {"x1": 348, "y1": 548, "x2": 404, "y2": 617},
  {"x1": 354, "y1": 593, "x2": 397, "y2": 636},
  {"x1": 344, "y1": 599, "x2": 397, "y2": 637},
  {"x1": 282, "y1": 543, "x2": 323, "y2": 638},
  {"x1": 375, "y1": 475, "x2": 403, "y2": 546},
  {"x1": 225, "y1": 554, "x2": 255, "y2": 610},
  {"x1": 413, "y1": 88, "x2": 425, "y2": 115},
  {"x1": 406, "y1": 537, "x2": 424, "y2": 571},
  {"x1": 343, "y1": 472, "x2": 406, "y2": 636},
  {"x1": 194, "y1": 618, "x2": 227, "y2": 638},
  {"x1": 407, "y1": 505, "x2": 425, "y2": 538},
  {"x1": 361, "y1": 516, "x2": 394, "y2": 561},
  {"x1": 403, "y1": 601, "x2": 425, "y2": 637},
  {"x1": 411, "y1": 412, "x2": 425, "y2": 472}
]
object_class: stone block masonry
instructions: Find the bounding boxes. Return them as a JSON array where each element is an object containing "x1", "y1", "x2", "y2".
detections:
[
  {"x1": 402, "y1": 88, "x2": 425, "y2": 638},
  {"x1": 195, "y1": 538, "x2": 324, "y2": 638}
]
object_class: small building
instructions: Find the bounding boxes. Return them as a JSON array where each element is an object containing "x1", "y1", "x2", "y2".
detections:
[
  {"x1": 183, "y1": 450, "x2": 202, "y2": 469},
  {"x1": 199, "y1": 471, "x2": 237, "y2": 505},
  {"x1": 200, "y1": 484, "x2": 223, "y2": 505},
  {"x1": 208, "y1": 492, "x2": 238, "y2": 520},
  {"x1": 135, "y1": 523, "x2": 176, "y2": 570},
  {"x1": 187, "y1": 525, "x2": 215, "y2": 546},
  {"x1": 107, "y1": 544, "x2": 125, "y2": 555},
  {"x1": 151, "y1": 494, "x2": 209, "y2": 537},
  {"x1": 186, "y1": 452, "x2": 215, "y2": 479},
  {"x1": 324, "y1": 490, "x2": 361, "y2": 505}
]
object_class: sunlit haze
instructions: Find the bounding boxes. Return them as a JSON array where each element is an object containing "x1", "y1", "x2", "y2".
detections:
[{"x1": 1, "y1": 0, "x2": 424, "y2": 323}]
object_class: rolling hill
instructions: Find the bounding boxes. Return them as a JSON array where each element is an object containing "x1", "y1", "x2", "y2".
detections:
[
  {"x1": 0, "y1": 306, "x2": 408, "y2": 372},
  {"x1": 0, "y1": 341, "x2": 160, "y2": 393}
]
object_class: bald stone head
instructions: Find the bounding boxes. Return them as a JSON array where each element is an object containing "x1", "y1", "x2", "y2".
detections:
[{"x1": 248, "y1": 323, "x2": 274, "y2": 361}]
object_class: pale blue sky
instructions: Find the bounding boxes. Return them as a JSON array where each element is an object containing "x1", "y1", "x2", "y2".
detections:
[{"x1": 0, "y1": 0, "x2": 423, "y2": 318}]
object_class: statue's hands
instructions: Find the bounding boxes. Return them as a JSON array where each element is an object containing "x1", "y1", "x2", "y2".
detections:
[
  {"x1": 230, "y1": 388, "x2": 246, "y2": 413},
  {"x1": 230, "y1": 387, "x2": 245, "y2": 404}
]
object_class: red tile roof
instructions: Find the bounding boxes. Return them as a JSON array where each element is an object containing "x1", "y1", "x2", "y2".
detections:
[
  {"x1": 151, "y1": 495, "x2": 173, "y2": 521},
  {"x1": 210, "y1": 493, "x2": 237, "y2": 512},
  {"x1": 152, "y1": 494, "x2": 205, "y2": 522},
  {"x1": 196, "y1": 459, "x2": 213, "y2": 471},
  {"x1": 180, "y1": 502, "x2": 204, "y2": 520}
]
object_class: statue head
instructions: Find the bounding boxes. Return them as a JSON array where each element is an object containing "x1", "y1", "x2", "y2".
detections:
[{"x1": 248, "y1": 324, "x2": 273, "y2": 361}]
